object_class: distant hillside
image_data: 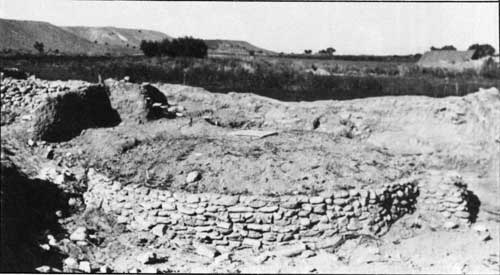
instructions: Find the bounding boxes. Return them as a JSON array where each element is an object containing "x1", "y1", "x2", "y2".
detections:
[
  {"x1": 0, "y1": 18, "x2": 110, "y2": 55},
  {"x1": 0, "y1": 18, "x2": 170, "y2": 56},
  {"x1": 205, "y1": 39, "x2": 276, "y2": 56},
  {"x1": 63, "y1": 26, "x2": 171, "y2": 50},
  {"x1": 0, "y1": 18, "x2": 275, "y2": 57}
]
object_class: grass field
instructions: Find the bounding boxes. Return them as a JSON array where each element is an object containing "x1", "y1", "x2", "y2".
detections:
[{"x1": 1, "y1": 55, "x2": 499, "y2": 101}]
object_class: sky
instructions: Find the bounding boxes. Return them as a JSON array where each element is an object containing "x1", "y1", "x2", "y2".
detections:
[{"x1": 0, "y1": 0, "x2": 498, "y2": 55}]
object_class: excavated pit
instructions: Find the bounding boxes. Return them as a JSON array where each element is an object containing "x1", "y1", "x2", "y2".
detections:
[
  {"x1": 31, "y1": 85, "x2": 121, "y2": 142},
  {"x1": 1, "y1": 76, "x2": 498, "y2": 273}
]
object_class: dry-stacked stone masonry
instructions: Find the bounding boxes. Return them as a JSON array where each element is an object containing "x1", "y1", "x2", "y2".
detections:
[
  {"x1": 84, "y1": 169, "x2": 424, "y2": 250},
  {"x1": 418, "y1": 172, "x2": 477, "y2": 224}
]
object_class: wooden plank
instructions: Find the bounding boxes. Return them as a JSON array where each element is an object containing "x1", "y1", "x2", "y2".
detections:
[{"x1": 228, "y1": 130, "x2": 278, "y2": 138}]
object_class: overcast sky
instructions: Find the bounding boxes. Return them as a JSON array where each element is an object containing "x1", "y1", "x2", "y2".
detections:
[{"x1": 1, "y1": 0, "x2": 498, "y2": 55}]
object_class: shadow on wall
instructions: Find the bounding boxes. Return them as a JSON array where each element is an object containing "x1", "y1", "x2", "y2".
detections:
[
  {"x1": 0, "y1": 160, "x2": 69, "y2": 272},
  {"x1": 466, "y1": 190, "x2": 481, "y2": 223},
  {"x1": 32, "y1": 85, "x2": 121, "y2": 142}
]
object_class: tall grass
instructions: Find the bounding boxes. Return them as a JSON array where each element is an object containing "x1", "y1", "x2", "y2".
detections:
[{"x1": 1, "y1": 55, "x2": 498, "y2": 102}]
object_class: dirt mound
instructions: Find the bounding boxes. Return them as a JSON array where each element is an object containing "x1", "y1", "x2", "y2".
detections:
[
  {"x1": 104, "y1": 79, "x2": 174, "y2": 124},
  {"x1": 31, "y1": 84, "x2": 120, "y2": 142}
]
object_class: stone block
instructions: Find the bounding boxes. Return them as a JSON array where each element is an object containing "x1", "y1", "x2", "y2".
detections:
[
  {"x1": 228, "y1": 206, "x2": 253, "y2": 213},
  {"x1": 258, "y1": 205, "x2": 279, "y2": 213},
  {"x1": 215, "y1": 195, "x2": 240, "y2": 206},
  {"x1": 310, "y1": 196, "x2": 324, "y2": 204},
  {"x1": 242, "y1": 238, "x2": 262, "y2": 249}
]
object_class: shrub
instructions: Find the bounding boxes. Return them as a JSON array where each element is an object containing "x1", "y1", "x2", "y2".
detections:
[
  {"x1": 469, "y1": 44, "x2": 496, "y2": 59},
  {"x1": 33, "y1": 41, "x2": 44, "y2": 54},
  {"x1": 140, "y1": 37, "x2": 207, "y2": 58}
]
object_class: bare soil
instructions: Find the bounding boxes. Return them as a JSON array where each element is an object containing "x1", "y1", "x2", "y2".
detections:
[{"x1": 1, "y1": 77, "x2": 499, "y2": 273}]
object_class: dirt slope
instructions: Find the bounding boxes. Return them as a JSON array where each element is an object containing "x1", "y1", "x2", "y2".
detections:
[
  {"x1": 0, "y1": 18, "x2": 109, "y2": 55},
  {"x1": 205, "y1": 39, "x2": 276, "y2": 56},
  {"x1": 63, "y1": 26, "x2": 171, "y2": 50},
  {"x1": 0, "y1": 18, "x2": 170, "y2": 55}
]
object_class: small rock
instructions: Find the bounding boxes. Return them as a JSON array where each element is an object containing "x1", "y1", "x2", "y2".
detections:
[
  {"x1": 196, "y1": 245, "x2": 220, "y2": 258},
  {"x1": 302, "y1": 250, "x2": 317, "y2": 258},
  {"x1": 336, "y1": 190, "x2": 349, "y2": 198},
  {"x1": 228, "y1": 206, "x2": 254, "y2": 213},
  {"x1": 99, "y1": 265, "x2": 111, "y2": 273},
  {"x1": 35, "y1": 266, "x2": 52, "y2": 273},
  {"x1": 215, "y1": 195, "x2": 240, "y2": 206},
  {"x1": 63, "y1": 257, "x2": 78, "y2": 269},
  {"x1": 117, "y1": 215, "x2": 128, "y2": 224},
  {"x1": 349, "y1": 189, "x2": 360, "y2": 197},
  {"x1": 67, "y1": 197, "x2": 78, "y2": 207},
  {"x1": 151, "y1": 224, "x2": 167, "y2": 237},
  {"x1": 69, "y1": 227, "x2": 87, "y2": 241},
  {"x1": 316, "y1": 235, "x2": 343, "y2": 250},
  {"x1": 247, "y1": 224, "x2": 271, "y2": 232},
  {"x1": 472, "y1": 223, "x2": 488, "y2": 233},
  {"x1": 275, "y1": 243, "x2": 307, "y2": 257},
  {"x1": 443, "y1": 221, "x2": 458, "y2": 230},
  {"x1": 76, "y1": 241, "x2": 88, "y2": 246},
  {"x1": 479, "y1": 232, "x2": 492, "y2": 242},
  {"x1": 47, "y1": 234, "x2": 57, "y2": 246},
  {"x1": 186, "y1": 194, "x2": 200, "y2": 203},
  {"x1": 21, "y1": 114, "x2": 32, "y2": 121},
  {"x1": 137, "y1": 252, "x2": 157, "y2": 264},
  {"x1": 254, "y1": 253, "x2": 270, "y2": 264},
  {"x1": 214, "y1": 252, "x2": 233, "y2": 264},
  {"x1": 310, "y1": 196, "x2": 324, "y2": 204},
  {"x1": 45, "y1": 147, "x2": 54, "y2": 159},
  {"x1": 455, "y1": 211, "x2": 470, "y2": 219},
  {"x1": 141, "y1": 266, "x2": 158, "y2": 273},
  {"x1": 299, "y1": 218, "x2": 311, "y2": 227},
  {"x1": 186, "y1": 171, "x2": 201, "y2": 183},
  {"x1": 242, "y1": 238, "x2": 262, "y2": 249},
  {"x1": 216, "y1": 221, "x2": 232, "y2": 230},
  {"x1": 258, "y1": 205, "x2": 279, "y2": 213},
  {"x1": 79, "y1": 261, "x2": 92, "y2": 273},
  {"x1": 178, "y1": 206, "x2": 196, "y2": 215},
  {"x1": 347, "y1": 218, "x2": 362, "y2": 231}
]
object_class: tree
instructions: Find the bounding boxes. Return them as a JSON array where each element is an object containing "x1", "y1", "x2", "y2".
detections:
[
  {"x1": 326, "y1": 47, "x2": 336, "y2": 55},
  {"x1": 430, "y1": 45, "x2": 456, "y2": 51},
  {"x1": 304, "y1": 49, "x2": 312, "y2": 54},
  {"x1": 139, "y1": 37, "x2": 208, "y2": 58},
  {"x1": 318, "y1": 47, "x2": 336, "y2": 56},
  {"x1": 140, "y1": 40, "x2": 160, "y2": 57},
  {"x1": 33, "y1": 41, "x2": 44, "y2": 54},
  {"x1": 468, "y1": 44, "x2": 495, "y2": 59}
]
